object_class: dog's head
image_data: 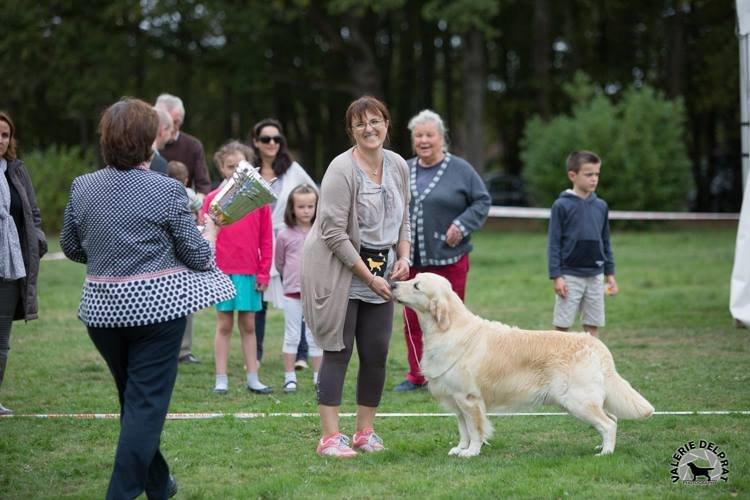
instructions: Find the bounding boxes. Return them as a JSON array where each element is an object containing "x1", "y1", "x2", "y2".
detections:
[{"x1": 392, "y1": 272, "x2": 457, "y2": 331}]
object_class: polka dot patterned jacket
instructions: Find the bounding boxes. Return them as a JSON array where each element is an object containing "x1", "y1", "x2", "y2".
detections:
[{"x1": 61, "y1": 167, "x2": 234, "y2": 328}]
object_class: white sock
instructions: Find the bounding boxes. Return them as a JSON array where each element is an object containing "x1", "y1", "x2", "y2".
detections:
[
  {"x1": 313, "y1": 372, "x2": 319, "y2": 385},
  {"x1": 247, "y1": 372, "x2": 267, "y2": 390},
  {"x1": 215, "y1": 374, "x2": 228, "y2": 390},
  {"x1": 285, "y1": 371, "x2": 297, "y2": 384}
]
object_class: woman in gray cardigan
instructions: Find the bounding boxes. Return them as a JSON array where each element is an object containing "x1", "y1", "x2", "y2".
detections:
[
  {"x1": 394, "y1": 109, "x2": 491, "y2": 393},
  {"x1": 302, "y1": 96, "x2": 411, "y2": 458}
]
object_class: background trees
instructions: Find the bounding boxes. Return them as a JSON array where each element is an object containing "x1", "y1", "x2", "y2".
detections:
[{"x1": 1, "y1": 0, "x2": 741, "y2": 212}]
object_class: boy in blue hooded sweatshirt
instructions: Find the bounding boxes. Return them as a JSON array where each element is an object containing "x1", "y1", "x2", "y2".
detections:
[{"x1": 547, "y1": 151, "x2": 618, "y2": 337}]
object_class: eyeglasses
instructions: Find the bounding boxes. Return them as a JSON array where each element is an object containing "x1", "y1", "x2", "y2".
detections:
[
  {"x1": 258, "y1": 135, "x2": 283, "y2": 144},
  {"x1": 352, "y1": 119, "x2": 385, "y2": 132}
]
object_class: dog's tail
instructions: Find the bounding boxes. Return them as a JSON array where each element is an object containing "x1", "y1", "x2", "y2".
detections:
[{"x1": 603, "y1": 371, "x2": 654, "y2": 420}]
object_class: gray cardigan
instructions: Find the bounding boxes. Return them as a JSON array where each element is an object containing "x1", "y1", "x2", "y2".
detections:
[
  {"x1": 302, "y1": 148, "x2": 410, "y2": 351},
  {"x1": 409, "y1": 154, "x2": 490, "y2": 266}
]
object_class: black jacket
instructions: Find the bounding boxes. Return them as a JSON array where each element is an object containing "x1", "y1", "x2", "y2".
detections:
[{"x1": 7, "y1": 158, "x2": 47, "y2": 320}]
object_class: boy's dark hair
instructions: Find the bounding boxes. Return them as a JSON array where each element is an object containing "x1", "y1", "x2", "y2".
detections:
[
  {"x1": 167, "y1": 160, "x2": 189, "y2": 184},
  {"x1": 566, "y1": 150, "x2": 601, "y2": 173},
  {"x1": 284, "y1": 184, "x2": 318, "y2": 227}
]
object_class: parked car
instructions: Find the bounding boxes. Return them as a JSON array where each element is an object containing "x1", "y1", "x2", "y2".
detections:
[{"x1": 483, "y1": 173, "x2": 529, "y2": 206}]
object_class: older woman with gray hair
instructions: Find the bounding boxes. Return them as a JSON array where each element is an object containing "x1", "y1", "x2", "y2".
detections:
[{"x1": 393, "y1": 109, "x2": 491, "y2": 392}]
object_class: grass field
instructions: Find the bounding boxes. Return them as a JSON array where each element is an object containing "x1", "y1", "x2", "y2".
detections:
[{"x1": 0, "y1": 227, "x2": 748, "y2": 498}]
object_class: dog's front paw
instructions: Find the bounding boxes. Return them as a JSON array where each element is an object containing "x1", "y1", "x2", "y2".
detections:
[
  {"x1": 594, "y1": 443, "x2": 614, "y2": 456},
  {"x1": 448, "y1": 446, "x2": 464, "y2": 456},
  {"x1": 457, "y1": 447, "x2": 481, "y2": 458}
]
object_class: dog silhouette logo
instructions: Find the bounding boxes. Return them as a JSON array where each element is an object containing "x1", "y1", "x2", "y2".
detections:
[
  {"x1": 670, "y1": 440, "x2": 730, "y2": 485},
  {"x1": 685, "y1": 460, "x2": 714, "y2": 481},
  {"x1": 367, "y1": 256, "x2": 384, "y2": 273},
  {"x1": 359, "y1": 247, "x2": 387, "y2": 277}
]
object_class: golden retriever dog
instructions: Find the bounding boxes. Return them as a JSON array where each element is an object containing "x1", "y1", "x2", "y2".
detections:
[{"x1": 392, "y1": 273, "x2": 654, "y2": 458}]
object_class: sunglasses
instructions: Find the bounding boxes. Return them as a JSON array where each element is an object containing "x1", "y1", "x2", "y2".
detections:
[{"x1": 258, "y1": 135, "x2": 283, "y2": 144}]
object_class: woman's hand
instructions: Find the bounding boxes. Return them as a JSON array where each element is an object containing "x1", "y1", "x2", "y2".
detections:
[
  {"x1": 390, "y1": 257, "x2": 410, "y2": 281},
  {"x1": 256, "y1": 282, "x2": 268, "y2": 292},
  {"x1": 445, "y1": 224, "x2": 463, "y2": 247},
  {"x1": 368, "y1": 275, "x2": 392, "y2": 300},
  {"x1": 202, "y1": 216, "x2": 220, "y2": 243}
]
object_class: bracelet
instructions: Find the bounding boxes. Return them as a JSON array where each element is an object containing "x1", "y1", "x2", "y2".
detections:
[
  {"x1": 399, "y1": 256, "x2": 412, "y2": 266},
  {"x1": 367, "y1": 274, "x2": 376, "y2": 287}
]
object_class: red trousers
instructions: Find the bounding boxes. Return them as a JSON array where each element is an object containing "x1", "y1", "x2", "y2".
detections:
[{"x1": 402, "y1": 254, "x2": 469, "y2": 385}]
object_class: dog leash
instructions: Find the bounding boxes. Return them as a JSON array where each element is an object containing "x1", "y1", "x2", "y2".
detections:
[
  {"x1": 403, "y1": 308, "x2": 422, "y2": 371},
  {"x1": 421, "y1": 327, "x2": 480, "y2": 381},
  {"x1": 403, "y1": 307, "x2": 480, "y2": 381}
]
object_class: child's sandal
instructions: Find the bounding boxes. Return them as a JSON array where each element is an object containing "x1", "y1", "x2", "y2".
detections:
[{"x1": 283, "y1": 380, "x2": 298, "y2": 393}]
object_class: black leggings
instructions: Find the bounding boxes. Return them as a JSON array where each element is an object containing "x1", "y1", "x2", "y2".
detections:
[
  {"x1": 0, "y1": 279, "x2": 20, "y2": 391},
  {"x1": 317, "y1": 299, "x2": 394, "y2": 407}
]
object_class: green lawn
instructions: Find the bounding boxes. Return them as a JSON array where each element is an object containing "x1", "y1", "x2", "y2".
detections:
[{"x1": 1, "y1": 227, "x2": 747, "y2": 498}]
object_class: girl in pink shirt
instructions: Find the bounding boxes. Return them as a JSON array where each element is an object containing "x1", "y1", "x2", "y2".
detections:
[
  {"x1": 201, "y1": 141, "x2": 273, "y2": 395},
  {"x1": 275, "y1": 184, "x2": 322, "y2": 392}
]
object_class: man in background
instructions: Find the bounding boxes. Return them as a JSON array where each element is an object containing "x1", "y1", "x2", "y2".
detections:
[
  {"x1": 155, "y1": 93, "x2": 212, "y2": 196},
  {"x1": 155, "y1": 93, "x2": 211, "y2": 364},
  {"x1": 149, "y1": 107, "x2": 173, "y2": 176}
]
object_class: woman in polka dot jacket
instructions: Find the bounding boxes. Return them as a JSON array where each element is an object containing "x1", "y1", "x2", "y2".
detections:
[{"x1": 61, "y1": 98, "x2": 234, "y2": 499}]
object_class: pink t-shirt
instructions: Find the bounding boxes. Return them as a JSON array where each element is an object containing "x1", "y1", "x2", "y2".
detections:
[
  {"x1": 274, "y1": 226, "x2": 310, "y2": 295},
  {"x1": 202, "y1": 190, "x2": 272, "y2": 284}
]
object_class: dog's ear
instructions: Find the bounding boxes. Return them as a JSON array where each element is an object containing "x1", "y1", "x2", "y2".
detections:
[{"x1": 429, "y1": 298, "x2": 451, "y2": 331}]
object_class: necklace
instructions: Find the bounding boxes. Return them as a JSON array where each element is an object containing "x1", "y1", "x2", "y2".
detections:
[{"x1": 355, "y1": 147, "x2": 382, "y2": 176}]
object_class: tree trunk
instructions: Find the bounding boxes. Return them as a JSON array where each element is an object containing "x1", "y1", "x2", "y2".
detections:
[
  {"x1": 443, "y1": 30, "x2": 454, "y2": 142},
  {"x1": 394, "y1": 3, "x2": 417, "y2": 153},
  {"x1": 462, "y1": 29, "x2": 486, "y2": 174},
  {"x1": 665, "y1": 2, "x2": 686, "y2": 98},
  {"x1": 532, "y1": 0, "x2": 551, "y2": 117},
  {"x1": 419, "y1": 20, "x2": 436, "y2": 111}
]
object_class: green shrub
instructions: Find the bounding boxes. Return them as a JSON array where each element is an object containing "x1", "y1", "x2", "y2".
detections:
[
  {"x1": 23, "y1": 145, "x2": 96, "y2": 235},
  {"x1": 521, "y1": 73, "x2": 692, "y2": 210}
]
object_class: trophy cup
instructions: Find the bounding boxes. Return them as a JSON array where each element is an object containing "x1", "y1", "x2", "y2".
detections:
[{"x1": 209, "y1": 160, "x2": 277, "y2": 224}]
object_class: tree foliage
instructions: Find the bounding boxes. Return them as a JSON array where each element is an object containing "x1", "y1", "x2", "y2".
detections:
[
  {"x1": 522, "y1": 73, "x2": 692, "y2": 210},
  {"x1": 23, "y1": 145, "x2": 96, "y2": 234},
  {"x1": 0, "y1": 0, "x2": 740, "y2": 210}
]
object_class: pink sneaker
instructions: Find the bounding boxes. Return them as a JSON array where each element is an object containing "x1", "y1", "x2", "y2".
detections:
[
  {"x1": 316, "y1": 433, "x2": 357, "y2": 458},
  {"x1": 352, "y1": 428, "x2": 385, "y2": 453}
]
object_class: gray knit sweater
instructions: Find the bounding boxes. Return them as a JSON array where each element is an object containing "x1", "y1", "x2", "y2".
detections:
[{"x1": 408, "y1": 154, "x2": 490, "y2": 266}]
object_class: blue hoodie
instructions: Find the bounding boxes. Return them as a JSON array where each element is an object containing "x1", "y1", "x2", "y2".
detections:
[{"x1": 547, "y1": 190, "x2": 615, "y2": 278}]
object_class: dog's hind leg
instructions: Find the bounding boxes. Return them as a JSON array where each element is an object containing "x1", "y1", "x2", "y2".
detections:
[
  {"x1": 561, "y1": 399, "x2": 617, "y2": 456},
  {"x1": 453, "y1": 394, "x2": 491, "y2": 458},
  {"x1": 443, "y1": 398, "x2": 470, "y2": 456}
]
